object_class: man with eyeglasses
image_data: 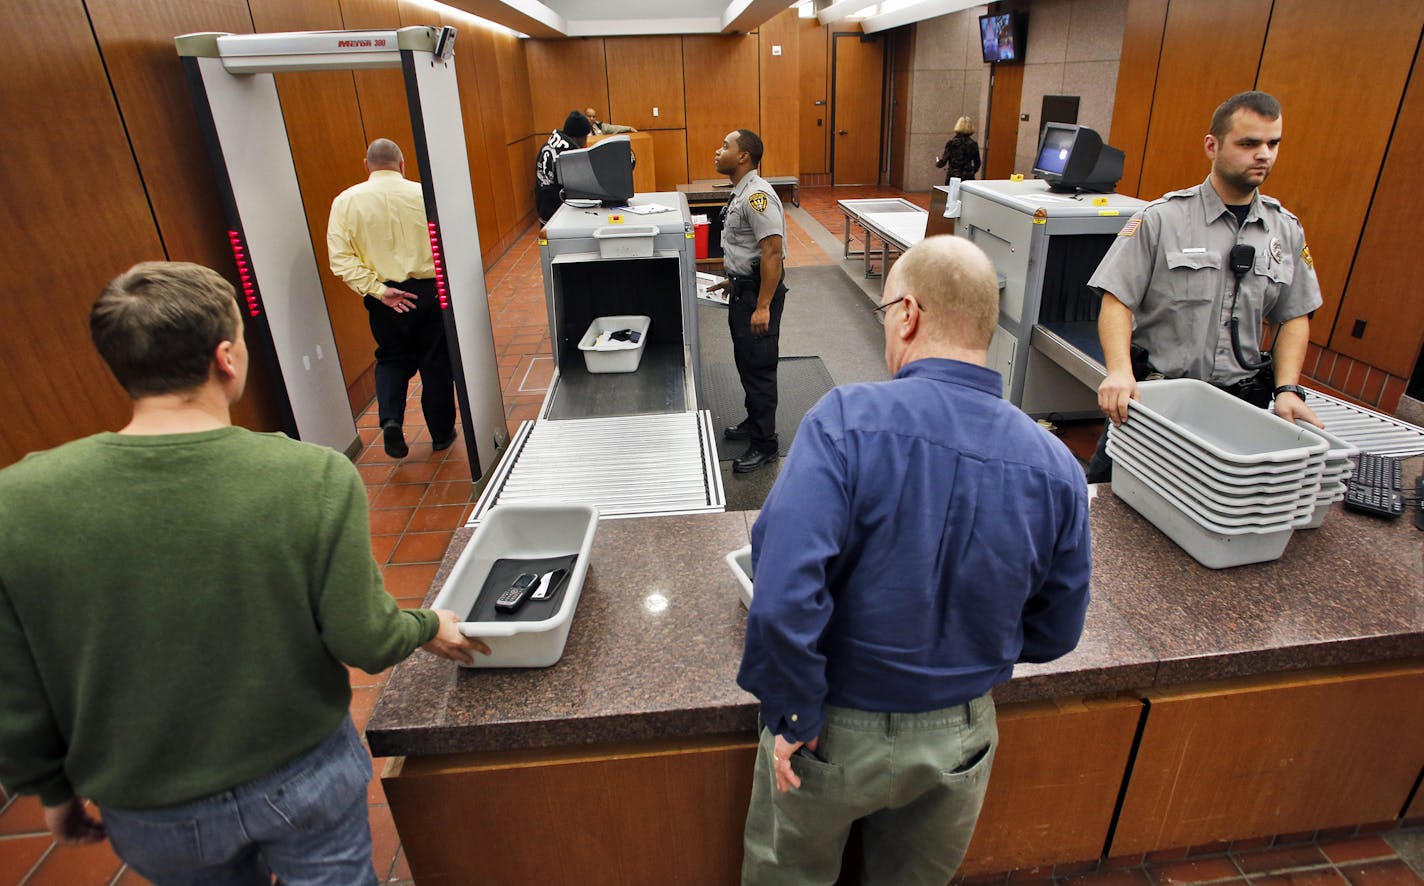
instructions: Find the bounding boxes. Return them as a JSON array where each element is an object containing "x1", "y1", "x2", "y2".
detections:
[
  {"x1": 737, "y1": 236, "x2": 1091, "y2": 883},
  {"x1": 709, "y1": 129, "x2": 786, "y2": 473}
]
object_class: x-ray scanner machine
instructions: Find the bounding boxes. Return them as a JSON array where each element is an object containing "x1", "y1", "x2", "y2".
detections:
[
  {"x1": 957, "y1": 179, "x2": 1147, "y2": 418},
  {"x1": 176, "y1": 27, "x2": 506, "y2": 477}
]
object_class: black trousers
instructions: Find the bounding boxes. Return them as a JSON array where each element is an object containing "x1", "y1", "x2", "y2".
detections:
[
  {"x1": 364, "y1": 277, "x2": 455, "y2": 436},
  {"x1": 727, "y1": 275, "x2": 787, "y2": 454}
]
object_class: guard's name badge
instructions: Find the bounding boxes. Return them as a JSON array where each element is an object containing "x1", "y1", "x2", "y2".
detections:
[
  {"x1": 1270, "y1": 237, "x2": 1284, "y2": 263},
  {"x1": 749, "y1": 192, "x2": 769, "y2": 213}
]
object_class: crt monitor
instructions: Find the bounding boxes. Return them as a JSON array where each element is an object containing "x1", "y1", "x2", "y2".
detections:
[
  {"x1": 557, "y1": 135, "x2": 634, "y2": 205},
  {"x1": 1032, "y1": 123, "x2": 1125, "y2": 193}
]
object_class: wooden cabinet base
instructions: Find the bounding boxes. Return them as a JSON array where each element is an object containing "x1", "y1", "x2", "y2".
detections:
[
  {"x1": 1111, "y1": 661, "x2": 1424, "y2": 855},
  {"x1": 384, "y1": 734, "x2": 756, "y2": 885},
  {"x1": 382, "y1": 695, "x2": 1143, "y2": 883}
]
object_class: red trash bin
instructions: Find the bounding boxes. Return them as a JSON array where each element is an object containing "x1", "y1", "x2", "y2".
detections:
[{"x1": 692, "y1": 216, "x2": 710, "y2": 260}]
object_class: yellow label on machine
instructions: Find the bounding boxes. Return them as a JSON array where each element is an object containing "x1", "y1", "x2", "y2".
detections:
[
  {"x1": 1091, "y1": 196, "x2": 1109, "y2": 206},
  {"x1": 1097, "y1": 209, "x2": 1120, "y2": 216},
  {"x1": 608, "y1": 215, "x2": 624, "y2": 224},
  {"x1": 537, "y1": 239, "x2": 547, "y2": 245},
  {"x1": 685, "y1": 232, "x2": 694, "y2": 239},
  {"x1": 1010, "y1": 173, "x2": 1025, "y2": 182}
]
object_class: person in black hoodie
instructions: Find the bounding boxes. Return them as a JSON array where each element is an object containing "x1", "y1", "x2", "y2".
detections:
[
  {"x1": 535, "y1": 110, "x2": 593, "y2": 223},
  {"x1": 934, "y1": 116, "x2": 981, "y2": 185}
]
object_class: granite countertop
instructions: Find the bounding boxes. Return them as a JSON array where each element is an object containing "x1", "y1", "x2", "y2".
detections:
[
  {"x1": 676, "y1": 180, "x2": 734, "y2": 202},
  {"x1": 366, "y1": 488, "x2": 1424, "y2": 757}
]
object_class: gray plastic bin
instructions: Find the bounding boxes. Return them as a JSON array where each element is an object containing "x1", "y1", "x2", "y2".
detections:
[
  {"x1": 725, "y1": 545, "x2": 753, "y2": 608},
  {"x1": 1109, "y1": 439, "x2": 1309, "y2": 527},
  {"x1": 1112, "y1": 462, "x2": 1295, "y2": 569},
  {"x1": 1130, "y1": 379, "x2": 1328, "y2": 467},
  {"x1": 430, "y1": 503, "x2": 599, "y2": 668}
]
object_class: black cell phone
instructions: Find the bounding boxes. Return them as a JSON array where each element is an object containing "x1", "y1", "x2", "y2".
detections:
[
  {"x1": 495, "y1": 572, "x2": 540, "y2": 613},
  {"x1": 531, "y1": 568, "x2": 568, "y2": 601}
]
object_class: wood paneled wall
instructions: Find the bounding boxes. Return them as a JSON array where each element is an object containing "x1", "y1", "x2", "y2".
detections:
[
  {"x1": 800, "y1": 17, "x2": 831, "y2": 176},
  {"x1": 1134, "y1": 0, "x2": 1272, "y2": 202},
  {"x1": 528, "y1": 9, "x2": 828, "y2": 189},
  {"x1": 1330, "y1": 33, "x2": 1424, "y2": 378},
  {"x1": 2, "y1": 0, "x2": 186, "y2": 462},
  {"x1": 1256, "y1": 0, "x2": 1424, "y2": 351},
  {"x1": 1108, "y1": 0, "x2": 1167, "y2": 198},
  {"x1": 0, "y1": 0, "x2": 536, "y2": 468},
  {"x1": 758, "y1": 9, "x2": 801, "y2": 178},
  {"x1": 1107, "y1": 0, "x2": 1424, "y2": 394},
  {"x1": 526, "y1": 38, "x2": 609, "y2": 137}
]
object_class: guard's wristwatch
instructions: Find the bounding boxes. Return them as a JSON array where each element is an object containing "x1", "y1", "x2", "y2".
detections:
[{"x1": 1273, "y1": 384, "x2": 1308, "y2": 399}]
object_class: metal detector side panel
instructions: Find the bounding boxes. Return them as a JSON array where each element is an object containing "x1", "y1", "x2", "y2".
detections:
[
  {"x1": 192, "y1": 55, "x2": 357, "y2": 453},
  {"x1": 404, "y1": 49, "x2": 506, "y2": 479}
]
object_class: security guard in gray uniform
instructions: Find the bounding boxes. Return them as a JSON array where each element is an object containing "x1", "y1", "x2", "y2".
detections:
[
  {"x1": 711, "y1": 129, "x2": 787, "y2": 473},
  {"x1": 1085, "y1": 91, "x2": 1323, "y2": 483}
]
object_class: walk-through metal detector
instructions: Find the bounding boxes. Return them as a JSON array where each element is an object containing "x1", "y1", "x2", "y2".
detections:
[{"x1": 175, "y1": 27, "x2": 507, "y2": 478}]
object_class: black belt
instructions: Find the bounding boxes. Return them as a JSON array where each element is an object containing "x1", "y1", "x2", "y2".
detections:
[{"x1": 726, "y1": 273, "x2": 759, "y2": 285}]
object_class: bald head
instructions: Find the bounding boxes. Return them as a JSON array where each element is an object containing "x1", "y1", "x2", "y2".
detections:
[
  {"x1": 365, "y1": 138, "x2": 403, "y2": 170},
  {"x1": 887, "y1": 236, "x2": 999, "y2": 349}
]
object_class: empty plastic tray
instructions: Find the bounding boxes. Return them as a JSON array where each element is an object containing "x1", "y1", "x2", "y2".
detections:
[
  {"x1": 430, "y1": 503, "x2": 599, "y2": 668},
  {"x1": 725, "y1": 545, "x2": 753, "y2": 608},
  {"x1": 1130, "y1": 380, "x2": 1328, "y2": 467}
]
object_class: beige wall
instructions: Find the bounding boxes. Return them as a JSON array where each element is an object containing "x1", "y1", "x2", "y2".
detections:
[
  {"x1": 899, "y1": 5, "x2": 990, "y2": 193},
  {"x1": 898, "y1": 0, "x2": 1127, "y2": 192},
  {"x1": 1012, "y1": 0, "x2": 1128, "y2": 173}
]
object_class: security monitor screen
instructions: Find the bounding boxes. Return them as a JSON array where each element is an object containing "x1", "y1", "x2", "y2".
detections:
[{"x1": 1035, "y1": 126, "x2": 1077, "y2": 176}]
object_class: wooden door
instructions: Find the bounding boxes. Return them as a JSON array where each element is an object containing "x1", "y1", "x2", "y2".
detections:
[
  {"x1": 832, "y1": 33, "x2": 884, "y2": 185},
  {"x1": 984, "y1": 62, "x2": 1024, "y2": 180}
]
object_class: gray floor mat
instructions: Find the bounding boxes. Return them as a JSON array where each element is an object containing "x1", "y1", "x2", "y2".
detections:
[{"x1": 704, "y1": 356, "x2": 835, "y2": 461}]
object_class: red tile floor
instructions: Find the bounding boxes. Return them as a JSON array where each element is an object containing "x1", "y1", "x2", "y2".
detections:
[{"x1": 1, "y1": 186, "x2": 1419, "y2": 884}]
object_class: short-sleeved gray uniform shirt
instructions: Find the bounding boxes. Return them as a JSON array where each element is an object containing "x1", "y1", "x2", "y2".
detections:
[
  {"x1": 1088, "y1": 176, "x2": 1322, "y2": 385},
  {"x1": 720, "y1": 170, "x2": 786, "y2": 277}
]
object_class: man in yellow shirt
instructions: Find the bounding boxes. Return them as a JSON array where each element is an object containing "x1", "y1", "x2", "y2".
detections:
[{"x1": 327, "y1": 139, "x2": 456, "y2": 458}]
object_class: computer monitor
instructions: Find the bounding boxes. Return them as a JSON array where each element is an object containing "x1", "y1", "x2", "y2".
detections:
[
  {"x1": 1032, "y1": 123, "x2": 1125, "y2": 194},
  {"x1": 557, "y1": 136, "x2": 635, "y2": 205}
]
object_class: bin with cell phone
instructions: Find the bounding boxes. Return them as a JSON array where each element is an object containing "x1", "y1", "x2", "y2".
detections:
[{"x1": 429, "y1": 503, "x2": 598, "y2": 667}]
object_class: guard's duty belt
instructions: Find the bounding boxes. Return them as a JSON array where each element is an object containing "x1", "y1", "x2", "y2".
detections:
[{"x1": 727, "y1": 273, "x2": 761, "y2": 289}]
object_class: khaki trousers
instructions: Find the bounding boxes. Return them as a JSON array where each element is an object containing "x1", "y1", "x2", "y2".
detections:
[{"x1": 742, "y1": 694, "x2": 998, "y2": 886}]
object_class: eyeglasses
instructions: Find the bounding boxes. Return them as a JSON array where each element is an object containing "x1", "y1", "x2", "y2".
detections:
[{"x1": 872, "y1": 295, "x2": 924, "y2": 315}]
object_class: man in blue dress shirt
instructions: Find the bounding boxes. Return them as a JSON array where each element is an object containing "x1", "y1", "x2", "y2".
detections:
[{"x1": 737, "y1": 236, "x2": 1092, "y2": 884}]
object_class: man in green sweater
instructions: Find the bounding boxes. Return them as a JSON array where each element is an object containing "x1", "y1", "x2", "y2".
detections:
[{"x1": 0, "y1": 262, "x2": 486, "y2": 884}]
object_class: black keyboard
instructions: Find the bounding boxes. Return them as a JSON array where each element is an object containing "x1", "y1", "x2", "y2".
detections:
[{"x1": 1344, "y1": 453, "x2": 1404, "y2": 518}]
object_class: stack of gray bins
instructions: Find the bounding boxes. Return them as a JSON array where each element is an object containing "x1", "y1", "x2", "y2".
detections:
[
  {"x1": 1107, "y1": 379, "x2": 1327, "y2": 568},
  {"x1": 1293, "y1": 420, "x2": 1357, "y2": 529}
]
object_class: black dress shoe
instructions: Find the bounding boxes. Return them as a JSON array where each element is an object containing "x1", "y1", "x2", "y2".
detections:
[
  {"x1": 431, "y1": 428, "x2": 458, "y2": 451},
  {"x1": 733, "y1": 447, "x2": 778, "y2": 473},
  {"x1": 382, "y1": 421, "x2": 408, "y2": 459},
  {"x1": 724, "y1": 423, "x2": 751, "y2": 441}
]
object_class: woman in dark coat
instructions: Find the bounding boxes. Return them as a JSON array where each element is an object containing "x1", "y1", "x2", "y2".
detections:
[{"x1": 935, "y1": 116, "x2": 981, "y2": 184}]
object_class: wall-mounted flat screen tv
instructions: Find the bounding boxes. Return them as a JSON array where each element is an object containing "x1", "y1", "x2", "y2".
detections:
[{"x1": 979, "y1": 12, "x2": 1028, "y2": 63}]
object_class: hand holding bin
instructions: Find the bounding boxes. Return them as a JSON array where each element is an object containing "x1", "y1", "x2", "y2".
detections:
[{"x1": 429, "y1": 503, "x2": 599, "y2": 667}]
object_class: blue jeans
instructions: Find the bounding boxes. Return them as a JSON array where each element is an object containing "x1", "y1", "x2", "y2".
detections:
[{"x1": 100, "y1": 717, "x2": 377, "y2": 886}]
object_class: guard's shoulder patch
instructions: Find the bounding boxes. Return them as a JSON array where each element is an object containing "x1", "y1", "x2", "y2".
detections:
[
  {"x1": 1300, "y1": 243, "x2": 1313, "y2": 269},
  {"x1": 1118, "y1": 218, "x2": 1141, "y2": 238},
  {"x1": 749, "y1": 191, "x2": 770, "y2": 213}
]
